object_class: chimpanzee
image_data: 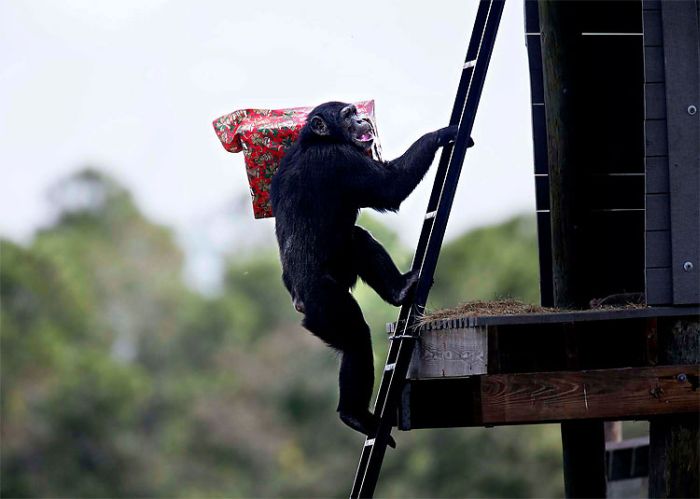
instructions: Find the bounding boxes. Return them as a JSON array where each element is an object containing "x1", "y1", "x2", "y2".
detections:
[{"x1": 270, "y1": 101, "x2": 464, "y2": 443}]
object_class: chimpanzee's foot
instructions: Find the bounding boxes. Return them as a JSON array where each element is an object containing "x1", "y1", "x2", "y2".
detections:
[
  {"x1": 391, "y1": 270, "x2": 420, "y2": 306},
  {"x1": 339, "y1": 410, "x2": 396, "y2": 448}
]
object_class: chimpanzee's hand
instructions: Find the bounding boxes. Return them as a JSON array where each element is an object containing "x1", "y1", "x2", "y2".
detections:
[
  {"x1": 434, "y1": 125, "x2": 475, "y2": 149},
  {"x1": 435, "y1": 125, "x2": 459, "y2": 147}
]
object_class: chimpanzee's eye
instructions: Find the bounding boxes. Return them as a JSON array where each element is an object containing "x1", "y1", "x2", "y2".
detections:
[{"x1": 340, "y1": 105, "x2": 356, "y2": 119}]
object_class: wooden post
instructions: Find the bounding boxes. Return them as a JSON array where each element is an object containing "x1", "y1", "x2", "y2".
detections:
[
  {"x1": 539, "y1": 2, "x2": 608, "y2": 496},
  {"x1": 538, "y1": 0, "x2": 585, "y2": 309},
  {"x1": 648, "y1": 318, "x2": 700, "y2": 498},
  {"x1": 605, "y1": 422, "x2": 623, "y2": 444}
]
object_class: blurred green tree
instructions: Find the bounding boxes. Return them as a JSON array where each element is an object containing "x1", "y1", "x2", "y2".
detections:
[{"x1": 1, "y1": 169, "x2": 563, "y2": 498}]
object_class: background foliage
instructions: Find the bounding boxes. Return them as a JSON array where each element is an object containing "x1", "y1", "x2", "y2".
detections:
[{"x1": 1, "y1": 169, "x2": 564, "y2": 498}]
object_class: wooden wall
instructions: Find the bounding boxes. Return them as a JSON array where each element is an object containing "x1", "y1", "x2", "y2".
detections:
[
  {"x1": 643, "y1": 0, "x2": 700, "y2": 305},
  {"x1": 528, "y1": 0, "x2": 645, "y2": 309}
]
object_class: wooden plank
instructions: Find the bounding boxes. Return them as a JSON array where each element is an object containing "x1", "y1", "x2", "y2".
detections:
[
  {"x1": 646, "y1": 230, "x2": 672, "y2": 268},
  {"x1": 644, "y1": 46, "x2": 665, "y2": 83},
  {"x1": 418, "y1": 305, "x2": 700, "y2": 330},
  {"x1": 531, "y1": 104, "x2": 547, "y2": 174},
  {"x1": 527, "y1": 56, "x2": 545, "y2": 104},
  {"x1": 661, "y1": 0, "x2": 700, "y2": 304},
  {"x1": 645, "y1": 82, "x2": 666, "y2": 119},
  {"x1": 581, "y1": 36, "x2": 644, "y2": 175},
  {"x1": 480, "y1": 365, "x2": 700, "y2": 424},
  {"x1": 645, "y1": 119, "x2": 668, "y2": 156},
  {"x1": 408, "y1": 326, "x2": 488, "y2": 379},
  {"x1": 643, "y1": 0, "x2": 661, "y2": 11},
  {"x1": 535, "y1": 175, "x2": 549, "y2": 210},
  {"x1": 646, "y1": 193, "x2": 670, "y2": 231},
  {"x1": 577, "y1": 1, "x2": 643, "y2": 33},
  {"x1": 536, "y1": 210, "x2": 554, "y2": 307},
  {"x1": 645, "y1": 155, "x2": 669, "y2": 193},
  {"x1": 643, "y1": 9, "x2": 663, "y2": 46},
  {"x1": 646, "y1": 267, "x2": 673, "y2": 304},
  {"x1": 524, "y1": 0, "x2": 540, "y2": 34},
  {"x1": 400, "y1": 365, "x2": 700, "y2": 429},
  {"x1": 586, "y1": 210, "x2": 645, "y2": 298},
  {"x1": 589, "y1": 174, "x2": 644, "y2": 209},
  {"x1": 526, "y1": 34, "x2": 542, "y2": 72}
]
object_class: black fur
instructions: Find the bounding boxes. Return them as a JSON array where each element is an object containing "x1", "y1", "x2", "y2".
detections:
[{"x1": 270, "y1": 101, "x2": 460, "y2": 442}]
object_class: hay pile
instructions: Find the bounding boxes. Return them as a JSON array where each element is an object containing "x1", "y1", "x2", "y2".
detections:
[
  {"x1": 417, "y1": 297, "x2": 646, "y2": 326},
  {"x1": 418, "y1": 299, "x2": 558, "y2": 326}
]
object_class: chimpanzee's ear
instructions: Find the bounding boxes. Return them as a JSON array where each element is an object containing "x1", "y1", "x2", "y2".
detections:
[{"x1": 309, "y1": 115, "x2": 330, "y2": 136}]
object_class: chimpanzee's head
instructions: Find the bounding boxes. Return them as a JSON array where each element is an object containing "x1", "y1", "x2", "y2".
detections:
[{"x1": 304, "y1": 101, "x2": 375, "y2": 151}]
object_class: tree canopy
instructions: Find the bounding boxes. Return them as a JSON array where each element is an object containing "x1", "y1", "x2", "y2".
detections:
[{"x1": 1, "y1": 169, "x2": 563, "y2": 498}]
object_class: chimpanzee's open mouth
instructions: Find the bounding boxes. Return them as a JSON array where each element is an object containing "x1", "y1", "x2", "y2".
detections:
[{"x1": 357, "y1": 132, "x2": 374, "y2": 143}]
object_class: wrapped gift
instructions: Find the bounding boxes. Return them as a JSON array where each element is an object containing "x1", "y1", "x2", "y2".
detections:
[{"x1": 212, "y1": 100, "x2": 382, "y2": 219}]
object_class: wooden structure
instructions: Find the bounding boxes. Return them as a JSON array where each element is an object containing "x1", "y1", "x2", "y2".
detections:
[{"x1": 392, "y1": 1, "x2": 700, "y2": 497}]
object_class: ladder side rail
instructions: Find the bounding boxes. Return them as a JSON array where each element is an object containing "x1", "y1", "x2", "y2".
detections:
[
  {"x1": 411, "y1": 0, "x2": 493, "y2": 268},
  {"x1": 390, "y1": 0, "x2": 495, "y2": 360},
  {"x1": 350, "y1": 1, "x2": 505, "y2": 497}
]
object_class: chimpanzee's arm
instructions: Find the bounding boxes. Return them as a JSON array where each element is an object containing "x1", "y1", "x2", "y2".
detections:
[{"x1": 343, "y1": 126, "x2": 459, "y2": 211}]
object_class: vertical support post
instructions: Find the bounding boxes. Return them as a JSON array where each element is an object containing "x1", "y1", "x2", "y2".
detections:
[
  {"x1": 605, "y1": 422, "x2": 623, "y2": 444},
  {"x1": 648, "y1": 318, "x2": 700, "y2": 498},
  {"x1": 561, "y1": 421, "x2": 607, "y2": 498},
  {"x1": 539, "y1": 2, "x2": 607, "y2": 496},
  {"x1": 538, "y1": 0, "x2": 586, "y2": 309}
]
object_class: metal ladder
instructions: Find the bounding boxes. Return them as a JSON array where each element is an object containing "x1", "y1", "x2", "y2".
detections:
[{"x1": 349, "y1": 1, "x2": 505, "y2": 496}]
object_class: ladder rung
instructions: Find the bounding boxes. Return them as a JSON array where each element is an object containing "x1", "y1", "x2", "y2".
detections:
[
  {"x1": 384, "y1": 363, "x2": 396, "y2": 372},
  {"x1": 425, "y1": 211, "x2": 437, "y2": 220},
  {"x1": 463, "y1": 59, "x2": 476, "y2": 69},
  {"x1": 390, "y1": 334, "x2": 418, "y2": 341},
  {"x1": 364, "y1": 438, "x2": 375, "y2": 447}
]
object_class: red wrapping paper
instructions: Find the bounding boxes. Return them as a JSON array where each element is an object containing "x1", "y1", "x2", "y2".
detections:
[{"x1": 213, "y1": 100, "x2": 381, "y2": 219}]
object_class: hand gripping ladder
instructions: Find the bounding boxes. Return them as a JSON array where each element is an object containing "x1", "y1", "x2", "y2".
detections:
[{"x1": 349, "y1": 1, "x2": 505, "y2": 497}]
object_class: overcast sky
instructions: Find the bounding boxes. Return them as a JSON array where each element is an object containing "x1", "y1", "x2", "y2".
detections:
[{"x1": 1, "y1": 0, "x2": 535, "y2": 290}]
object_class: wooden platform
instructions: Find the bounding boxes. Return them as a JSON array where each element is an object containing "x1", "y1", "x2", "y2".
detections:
[
  {"x1": 391, "y1": 306, "x2": 699, "y2": 430},
  {"x1": 389, "y1": 305, "x2": 700, "y2": 379}
]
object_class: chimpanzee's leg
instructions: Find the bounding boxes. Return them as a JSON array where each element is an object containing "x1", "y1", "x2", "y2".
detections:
[
  {"x1": 352, "y1": 226, "x2": 419, "y2": 306},
  {"x1": 301, "y1": 277, "x2": 381, "y2": 438}
]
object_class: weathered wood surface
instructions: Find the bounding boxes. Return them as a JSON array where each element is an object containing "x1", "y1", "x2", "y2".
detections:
[
  {"x1": 480, "y1": 365, "x2": 699, "y2": 424},
  {"x1": 649, "y1": 317, "x2": 700, "y2": 498},
  {"x1": 399, "y1": 365, "x2": 700, "y2": 430},
  {"x1": 408, "y1": 326, "x2": 487, "y2": 379}
]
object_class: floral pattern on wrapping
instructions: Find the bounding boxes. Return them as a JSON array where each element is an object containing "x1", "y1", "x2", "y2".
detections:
[{"x1": 212, "y1": 101, "x2": 382, "y2": 219}]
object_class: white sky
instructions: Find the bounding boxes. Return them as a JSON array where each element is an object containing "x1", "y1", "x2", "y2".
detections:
[{"x1": 0, "y1": 0, "x2": 535, "y2": 290}]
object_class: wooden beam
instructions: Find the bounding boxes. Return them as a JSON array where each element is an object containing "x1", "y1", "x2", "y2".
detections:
[
  {"x1": 399, "y1": 365, "x2": 699, "y2": 430},
  {"x1": 479, "y1": 365, "x2": 699, "y2": 424}
]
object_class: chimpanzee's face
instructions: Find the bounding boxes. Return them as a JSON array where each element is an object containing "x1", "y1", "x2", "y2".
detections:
[{"x1": 339, "y1": 104, "x2": 374, "y2": 151}]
